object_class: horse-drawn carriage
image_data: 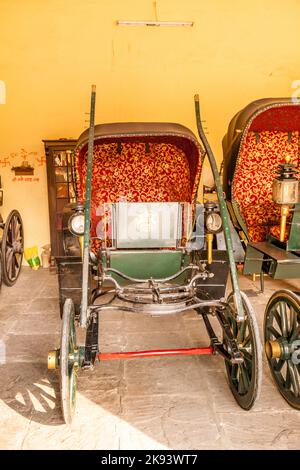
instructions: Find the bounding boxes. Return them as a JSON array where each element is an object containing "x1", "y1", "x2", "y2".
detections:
[
  {"x1": 0, "y1": 179, "x2": 24, "y2": 287},
  {"x1": 223, "y1": 98, "x2": 300, "y2": 409},
  {"x1": 48, "y1": 87, "x2": 262, "y2": 423}
]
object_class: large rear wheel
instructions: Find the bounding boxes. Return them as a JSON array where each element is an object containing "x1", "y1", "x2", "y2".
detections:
[
  {"x1": 224, "y1": 291, "x2": 262, "y2": 410},
  {"x1": 264, "y1": 290, "x2": 300, "y2": 410}
]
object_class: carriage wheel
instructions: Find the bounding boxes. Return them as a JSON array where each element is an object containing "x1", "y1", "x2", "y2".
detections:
[
  {"x1": 224, "y1": 291, "x2": 262, "y2": 410},
  {"x1": 60, "y1": 298, "x2": 78, "y2": 424},
  {"x1": 264, "y1": 290, "x2": 300, "y2": 410},
  {"x1": 1, "y1": 210, "x2": 24, "y2": 286}
]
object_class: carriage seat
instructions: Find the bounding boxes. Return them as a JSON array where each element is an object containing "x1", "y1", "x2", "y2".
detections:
[
  {"x1": 269, "y1": 224, "x2": 290, "y2": 242},
  {"x1": 233, "y1": 130, "x2": 299, "y2": 242},
  {"x1": 78, "y1": 141, "x2": 193, "y2": 249}
]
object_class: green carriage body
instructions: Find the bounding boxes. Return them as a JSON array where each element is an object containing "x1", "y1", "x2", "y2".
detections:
[{"x1": 59, "y1": 119, "x2": 244, "y2": 319}]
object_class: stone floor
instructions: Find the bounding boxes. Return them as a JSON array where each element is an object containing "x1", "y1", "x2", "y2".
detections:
[{"x1": 0, "y1": 267, "x2": 299, "y2": 450}]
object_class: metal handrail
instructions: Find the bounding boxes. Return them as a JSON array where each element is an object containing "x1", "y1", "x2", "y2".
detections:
[
  {"x1": 81, "y1": 85, "x2": 96, "y2": 327},
  {"x1": 194, "y1": 95, "x2": 245, "y2": 321}
]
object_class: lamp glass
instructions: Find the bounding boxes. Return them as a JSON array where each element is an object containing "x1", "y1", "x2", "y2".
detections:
[{"x1": 272, "y1": 179, "x2": 299, "y2": 205}]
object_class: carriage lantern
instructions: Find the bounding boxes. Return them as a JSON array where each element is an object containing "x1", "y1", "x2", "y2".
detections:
[
  {"x1": 204, "y1": 201, "x2": 222, "y2": 264},
  {"x1": 67, "y1": 202, "x2": 85, "y2": 256},
  {"x1": 272, "y1": 155, "x2": 299, "y2": 241},
  {"x1": 68, "y1": 203, "x2": 85, "y2": 237}
]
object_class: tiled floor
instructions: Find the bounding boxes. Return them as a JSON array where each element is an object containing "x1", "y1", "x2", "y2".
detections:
[{"x1": 0, "y1": 267, "x2": 299, "y2": 449}]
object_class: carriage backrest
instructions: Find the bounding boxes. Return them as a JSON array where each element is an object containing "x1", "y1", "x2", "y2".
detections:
[
  {"x1": 74, "y1": 123, "x2": 203, "y2": 249},
  {"x1": 78, "y1": 142, "x2": 192, "y2": 205}
]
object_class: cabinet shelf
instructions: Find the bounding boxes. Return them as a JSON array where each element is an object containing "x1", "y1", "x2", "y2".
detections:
[{"x1": 43, "y1": 139, "x2": 77, "y2": 258}]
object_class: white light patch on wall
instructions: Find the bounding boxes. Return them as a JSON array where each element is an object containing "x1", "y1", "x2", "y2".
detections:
[
  {"x1": 0, "y1": 81, "x2": 6, "y2": 104},
  {"x1": 116, "y1": 20, "x2": 193, "y2": 27},
  {"x1": 291, "y1": 80, "x2": 300, "y2": 103}
]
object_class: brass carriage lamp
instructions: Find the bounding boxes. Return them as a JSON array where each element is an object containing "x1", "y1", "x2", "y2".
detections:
[
  {"x1": 204, "y1": 202, "x2": 222, "y2": 264},
  {"x1": 272, "y1": 155, "x2": 299, "y2": 242},
  {"x1": 68, "y1": 202, "x2": 85, "y2": 256}
]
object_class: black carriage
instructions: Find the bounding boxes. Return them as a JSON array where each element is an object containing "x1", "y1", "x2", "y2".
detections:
[
  {"x1": 223, "y1": 98, "x2": 300, "y2": 409},
  {"x1": 48, "y1": 88, "x2": 262, "y2": 423}
]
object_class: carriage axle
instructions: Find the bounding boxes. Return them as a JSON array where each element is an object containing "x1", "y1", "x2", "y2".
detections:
[
  {"x1": 265, "y1": 338, "x2": 295, "y2": 360},
  {"x1": 48, "y1": 346, "x2": 85, "y2": 370},
  {"x1": 48, "y1": 345, "x2": 215, "y2": 369}
]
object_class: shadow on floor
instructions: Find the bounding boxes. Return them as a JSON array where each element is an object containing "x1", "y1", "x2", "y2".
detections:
[{"x1": 0, "y1": 362, "x2": 64, "y2": 425}]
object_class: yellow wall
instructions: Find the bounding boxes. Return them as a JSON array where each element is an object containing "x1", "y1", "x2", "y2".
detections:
[{"x1": 1, "y1": 0, "x2": 300, "y2": 255}]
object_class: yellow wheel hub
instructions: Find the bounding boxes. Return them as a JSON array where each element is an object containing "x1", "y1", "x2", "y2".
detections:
[
  {"x1": 48, "y1": 349, "x2": 58, "y2": 369},
  {"x1": 265, "y1": 340, "x2": 281, "y2": 359}
]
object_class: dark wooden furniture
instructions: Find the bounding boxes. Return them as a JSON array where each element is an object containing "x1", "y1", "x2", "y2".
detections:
[{"x1": 43, "y1": 139, "x2": 77, "y2": 258}]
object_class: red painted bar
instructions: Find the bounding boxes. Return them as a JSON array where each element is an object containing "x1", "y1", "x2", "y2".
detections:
[{"x1": 98, "y1": 346, "x2": 214, "y2": 361}]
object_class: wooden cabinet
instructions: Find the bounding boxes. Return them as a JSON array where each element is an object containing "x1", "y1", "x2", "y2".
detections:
[{"x1": 43, "y1": 139, "x2": 77, "y2": 258}]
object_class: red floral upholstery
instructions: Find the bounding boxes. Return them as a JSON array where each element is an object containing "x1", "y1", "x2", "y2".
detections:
[
  {"x1": 76, "y1": 140, "x2": 202, "y2": 250},
  {"x1": 233, "y1": 130, "x2": 299, "y2": 242},
  {"x1": 77, "y1": 142, "x2": 192, "y2": 205},
  {"x1": 246, "y1": 226, "x2": 269, "y2": 243}
]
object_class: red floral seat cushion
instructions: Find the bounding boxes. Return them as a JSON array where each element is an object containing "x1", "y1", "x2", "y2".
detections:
[
  {"x1": 233, "y1": 130, "x2": 299, "y2": 242},
  {"x1": 247, "y1": 226, "x2": 270, "y2": 243},
  {"x1": 269, "y1": 225, "x2": 290, "y2": 242}
]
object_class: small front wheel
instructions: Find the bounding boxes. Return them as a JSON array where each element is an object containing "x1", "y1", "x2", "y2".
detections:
[
  {"x1": 224, "y1": 291, "x2": 262, "y2": 410},
  {"x1": 60, "y1": 298, "x2": 78, "y2": 424}
]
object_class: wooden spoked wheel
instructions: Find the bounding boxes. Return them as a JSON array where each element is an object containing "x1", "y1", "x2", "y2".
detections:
[
  {"x1": 224, "y1": 292, "x2": 262, "y2": 410},
  {"x1": 1, "y1": 210, "x2": 24, "y2": 286},
  {"x1": 60, "y1": 298, "x2": 78, "y2": 424},
  {"x1": 264, "y1": 290, "x2": 300, "y2": 410}
]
